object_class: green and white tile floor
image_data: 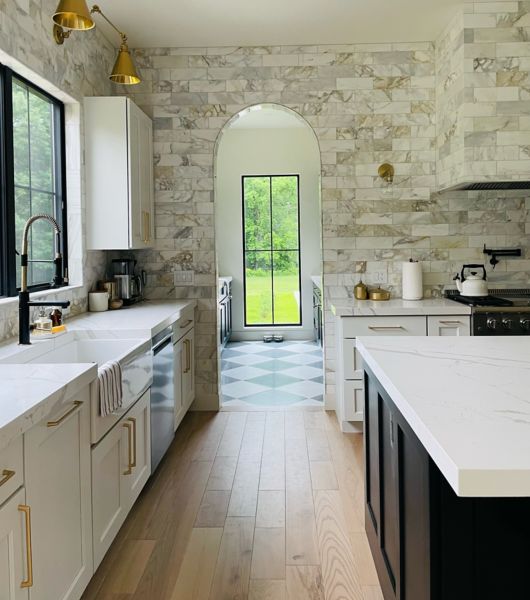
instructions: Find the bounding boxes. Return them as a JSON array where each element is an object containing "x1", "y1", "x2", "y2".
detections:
[{"x1": 221, "y1": 340, "x2": 323, "y2": 408}]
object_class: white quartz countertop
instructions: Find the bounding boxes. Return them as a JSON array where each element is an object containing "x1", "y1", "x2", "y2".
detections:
[
  {"x1": 68, "y1": 299, "x2": 196, "y2": 337},
  {"x1": 0, "y1": 299, "x2": 195, "y2": 448},
  {"x1": 330, "y1": 297, "x2": 471, "y2": 316},
  {"x1": 0, "y1": 363, "x2": 97, "y2": 450},
  {"x1": 356, "y1": 336, "x2": 530, "y2": 498}
]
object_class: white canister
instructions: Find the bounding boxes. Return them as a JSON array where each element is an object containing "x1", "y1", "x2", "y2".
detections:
[
  {"x1": 402, "y1": 261, "x2": 423, "y2": 300},
  {"x1": 88, "y1": 291, "x2": 109, "y2": 312}
]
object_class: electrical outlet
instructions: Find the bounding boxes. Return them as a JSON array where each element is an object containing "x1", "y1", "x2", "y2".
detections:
[
  {"x1": 174, "y1": 270, "x2": 194, "y2": 285},
  {"x1": 372, "y1": 270, "x2": 387, "y2": 284}
]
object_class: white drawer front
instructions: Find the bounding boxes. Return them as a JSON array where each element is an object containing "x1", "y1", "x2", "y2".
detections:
[
  {"x1": 343, "y1": 380, "x2": 364, "y2": 422},
  {"x1": 0, "y1": 436, "x2": 23, "y2": 507},
  {"x1": 427, "y1": 316, "x2": 470, "y2": 337},
  {"x1": 342, "y1": 315, "x2": 427, "y2": 338},
  {"x1": 342, "y1": 339, "x2": 363, "y2": 380}
]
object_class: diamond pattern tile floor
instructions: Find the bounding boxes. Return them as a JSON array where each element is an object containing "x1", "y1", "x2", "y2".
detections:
[{"x1": 221, "y1": 340, "x2": 324, "y2": 408}]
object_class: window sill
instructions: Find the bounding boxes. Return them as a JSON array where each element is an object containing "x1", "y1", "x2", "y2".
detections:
[{"x1": 0, "y1": 284, "x2": 84, "y2": 309}]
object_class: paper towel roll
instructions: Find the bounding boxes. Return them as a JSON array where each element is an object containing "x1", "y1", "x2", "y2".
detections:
[{"x1": 402, "y1": 261, "x2": 423, "y2": 300}]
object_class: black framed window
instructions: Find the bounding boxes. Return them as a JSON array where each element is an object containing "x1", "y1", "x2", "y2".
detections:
[
  {"x1": 242, "y1": 175, "x2": 302, "y2": 327},
  {"x1": 0, "y1": 65, "x2": 67, "y2": 297}
]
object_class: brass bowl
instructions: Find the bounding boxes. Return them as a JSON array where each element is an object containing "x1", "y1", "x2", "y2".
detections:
[{"x1": 369, "y1": 288, "x2": 391, "y2": 301}]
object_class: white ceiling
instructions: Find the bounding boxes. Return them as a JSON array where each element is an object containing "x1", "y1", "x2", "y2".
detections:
[
  {"x1": 230, "y1": 106, "x2": 307, "y2": 129},
  {"x1": 92, "y1": 0, "x2": 461, "y2": 49}
]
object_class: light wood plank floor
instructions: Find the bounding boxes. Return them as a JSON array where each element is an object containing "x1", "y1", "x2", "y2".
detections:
[{"x1": 82, "y1": 409, "x2": 383, "y2": 600}]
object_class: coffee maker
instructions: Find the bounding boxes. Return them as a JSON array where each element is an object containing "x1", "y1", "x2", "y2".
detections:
[{"x1": 112, "y1": 259, "x2": 145, "y2": 305}]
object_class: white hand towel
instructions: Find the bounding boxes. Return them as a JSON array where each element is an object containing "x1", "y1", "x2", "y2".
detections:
[{"x1": 98, "y1": 360, "x2": 123, "y2": 417}]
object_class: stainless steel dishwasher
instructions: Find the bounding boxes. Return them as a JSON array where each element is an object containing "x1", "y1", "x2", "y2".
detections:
[{"x1": 150, "y1": 326, "x2": 175, "y2": 471}]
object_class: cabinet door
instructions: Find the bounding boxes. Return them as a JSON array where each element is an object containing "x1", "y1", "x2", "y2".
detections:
[
  {"x1": 364, "y1": 376, "x2": 381, "y2": 537},
  {"x1": 182, "y1": 328, "x2": 195, "y2": 409},
  {"x1": 380, "y1": 398, "x2": 400, "y2": 597},
  {"x1": 428, "y1": 316, "x2": 470, "y2": 337},
  {"x1": 24, "y1": 391, "x2": 92, "y2": 600},
  {"x1": 91, "y1": 416, "x2": 129, "y2": 569},
  {"x1": 139, "y1": 112, "x2": 154, "y2": 247},
  {"x1": 125, "y1": 390, "x2": 151, "y2": 507},
  {"x1": 0, "y1": 488, "x2": 29, "y2": 600},
  {"x1": 397, "y1": 420, "x2": 431, "y2": 600},
  {"x1": 174, "y1": 339, "x2": 185, "y2": 431},
  {"x1": 127, "y1": 101, "x2": 144, "y2": 249}
]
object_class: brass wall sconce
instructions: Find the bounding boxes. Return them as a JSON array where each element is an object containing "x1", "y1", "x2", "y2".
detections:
[
  {"x1": 377, "y1": 163, "x2": 401, "y2": 200},
  {"x1": 52, "y1": 1, "x2": 141, "y2": 85},
  {"x1": 378, "y1": 163, "x2": 395, "y2": 184}
]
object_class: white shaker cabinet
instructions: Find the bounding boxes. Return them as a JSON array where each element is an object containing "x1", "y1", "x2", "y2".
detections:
[
  {"x1": 91, "y1": 389, "x2": 151, "y2": 569},
  {"x1": 427, "y1": 315, "x2": 471, "y2": 336},
  {"x1": 85, "y1": 96, "x2": 154, "y2": 250},
  {"x1": 336, "y1": 313, "x2": 469, "y2": 432},
  {"x1": 24, "y1": 388, "x2": 93, "y2": 600},
  {"x1": 0, "y1": 488, "x2": 29, "y2": 600},
  {"x1": 173, "y1": 314, "x2": 195, "y2": 432}
]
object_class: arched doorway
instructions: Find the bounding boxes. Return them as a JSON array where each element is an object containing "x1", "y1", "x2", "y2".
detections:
[{"x1": 214, "y1": 103, "x2": 324, "y2": 410}]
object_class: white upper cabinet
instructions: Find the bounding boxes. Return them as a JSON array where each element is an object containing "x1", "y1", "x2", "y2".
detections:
[{"x1": 85, "y1": 97, "x2": 154, "y2": 250}]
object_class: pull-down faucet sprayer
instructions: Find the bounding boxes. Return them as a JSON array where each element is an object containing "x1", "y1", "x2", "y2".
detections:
[{"x1": 18, "y1": 214, "x2": 70, "y2": 345}]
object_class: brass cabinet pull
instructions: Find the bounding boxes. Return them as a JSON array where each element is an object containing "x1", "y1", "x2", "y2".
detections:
[
  {"x1": 183, "y1": 339, "x2": 191, "y2": 374},
  {"x1": 439, "y1": 320, "x2": 462, "y2": 325},
  {"x1": 128, "y1": 417, "x2": 137, "y2": 468},
  {"x1": 47, "y1": 401, "x2": 83, "y2": 427},
  {"x1": 18, "y1": 505, "x2": 33, "y2": 589},
  {"x1": 368, "y1": 326, "x2": 404, "y2": 331},
  {"x1": 146, "y1": 211, "x2": 151, "y2": 242},
  {"x1": 123, "y1": 422, "x2": 134, "y2": 475},
  {"x1": 180, "y1": 319, "x2": 193, "y2": 329},
  {"x1": 0, "y1": 469, "x2": 15, "y2": 487}
]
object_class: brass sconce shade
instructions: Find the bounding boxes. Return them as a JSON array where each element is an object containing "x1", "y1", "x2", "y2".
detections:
[
  {"x1": 378, "y1": 163, "x2": 395, "y2": 184},
  {"x1": 110, "y1": 42, "x2": 141, "y2": 85},
  {"x1": 52, "y1": 3, "x2": 141, "y2": 85},
  {"x1": 53, "y1": 0, "x2": 95, "y2": 30}
]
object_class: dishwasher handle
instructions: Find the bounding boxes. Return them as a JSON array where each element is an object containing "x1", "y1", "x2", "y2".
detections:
[{"x1": 153, "y1": 333, "x2": 173, "y2": 355}]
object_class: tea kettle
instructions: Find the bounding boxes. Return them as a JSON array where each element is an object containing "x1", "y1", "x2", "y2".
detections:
[{"x1": 454, "y1": 264, "x2": 488, "y2": 297}]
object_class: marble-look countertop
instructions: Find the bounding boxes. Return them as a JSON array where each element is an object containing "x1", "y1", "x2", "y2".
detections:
[
  {"x1": 68, "y1": 299, "x2": 196, "y2": 337},
  {"x1": 330, "y1": 297, "x2": 471, "y2": 316},
  {"x1": 311, "y1": 276, "x2": 322, "y2": 290},
  {"x1": 0, "y1": 299, "x2": 195, "y2": 448},
  {"x1": 356, "y1": 336, "x2": 530, "y2": 497},
  {"x1": 0, "y1": 363, "x2": 97, "y2": 450}
]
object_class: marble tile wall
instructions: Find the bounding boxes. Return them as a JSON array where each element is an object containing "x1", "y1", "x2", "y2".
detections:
[
  {"x1": 117, "y1": 41, "x2": 530, "y2": 409},
  {"x1": 0, "y1": 0, "x2": 115, "y2": 340},
  {"x1": 436, "y1": 0, "x2": 530, "y2": 188}
]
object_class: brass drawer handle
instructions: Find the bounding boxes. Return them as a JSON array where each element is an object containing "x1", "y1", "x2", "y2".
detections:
[
  {"x1": 183, "y1": 339, "x2": 191, "y2": 374},
  {"x1": 18, "y1": 505, "x2": 33, "y2": 589},
  {"x1": 47, "y1": 401, "x2": 83, "y2": 427},
  {"x1": 123, "y1": 421, "x2": 134, "y2": 475},
  {"x1": 0, "y1": 469, "x2": 15, "y2": 487},
  {"x1": 368, "y1": 326, "x2": 404, "y2": 331},
  {"x1": 179, "y1": 319, "x2": 193, "y2": 329},
  {"x1": 128, "y1": 417, "x2": 137, "y2": 468},
  {"x1": 439, "y1": 320, "x2": 462, "y2": 325}
]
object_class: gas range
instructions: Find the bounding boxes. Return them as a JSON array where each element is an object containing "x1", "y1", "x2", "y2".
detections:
[{"x1": 445, "y1": 289, "x2": 530, "y2": 335}]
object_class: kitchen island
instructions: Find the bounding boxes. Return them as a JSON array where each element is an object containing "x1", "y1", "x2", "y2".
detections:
[{"x1": 356, "y1": 336, "x2": 530, "y2": 600}]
